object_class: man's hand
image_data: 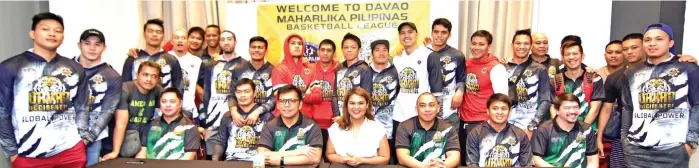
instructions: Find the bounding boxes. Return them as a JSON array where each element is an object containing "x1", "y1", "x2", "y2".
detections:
[
  {"x1": 423, "y1": 37, "x2": 433, "y2": 46},
  {"x1": 198, "y1": 127, "x2": 206, "y2": 139},
  {"x1": 10, "y1": 155, "x2": 17, "y2": 163},
  {"x1": 523, "y1": 129, "x2": 533, "y2": 139},
  {"x1": 127, "y1": 48, "x2": 139, "y2": 58},
  {"x1": 686, "y1": 144, "x2": 694, "y2": 156},
  {"x1": 597, "y1": 138, "x2": 606, "y2": 158},
  {"x1": 679, "y1": 55, "x2": 697, "y2": 63},
  {"x1": 102, "y1": 151, "x2": 119, "y2": 161},
  {"x1": 451, "y1": 91, "x2": 463, "y2": 110},
  {"x1": 305, "y1": 83, "x2": 320, "y2": 95},
  {"x1": 231, "y1": 107, "x2": 245, "y2": 127},
  {"x1": 265, "y1": 154, "x2": 281, "y2": 165},
  {"x1": 246, "y1": 108, "x2": 263, "y2": 125},
  {"x1": 429, "y1": 159, "x2": 445, "y2": 168},
  {"x1": 332, "y1": 116, "x2": 341, "y2": 122},
  {"x1": 294, "y1": 146, "x2": 317, "y2": 158}
]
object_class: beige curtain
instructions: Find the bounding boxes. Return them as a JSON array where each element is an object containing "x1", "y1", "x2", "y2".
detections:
[
  {"x1": 137, "y1": 0, "x2": 228, "y2": 47},
  {"x1": 459, "y1": 0, "x2": 533, "y2": 61}
]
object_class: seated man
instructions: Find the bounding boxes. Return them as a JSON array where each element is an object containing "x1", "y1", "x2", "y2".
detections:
[
  {"x1": 532, "y1": 93, "x2": 598, "y2": 167},
  {"x1": 212, "y1": 78, "x2": 273, "y2": 161},
  {"x1": 257, "y1": 85, "x2": 323, "y2": 166},
  {"x1": 395, "y1": 93, "x2": 460, "y2": 168},
  {"x1": 135, "y1": 88, "x2": 200, "y2": 160},
  {"x1": 466, "y1": 93, "x2": 531, "y2": 167}
]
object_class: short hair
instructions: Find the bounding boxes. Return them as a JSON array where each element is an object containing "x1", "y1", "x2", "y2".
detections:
[
  {"x1": 561, "y1": 35, "x2": 582, "y2": 45},
  {"x1": 512, "y1": 28, "x2": 532, "y2": 44},
  {"x1": 471, "y1": 30, "x2": 493, "y2": 45},
  {"x1": 235, "y1": 78, "x2": 256, "y2": 91},
  {"x1": 161, "y1": 87, "x2": 183, "y2": 100},
  {"x1": 32, "y1": 12, "x2": 64, "y2": 30},
  {"x1": 336, "y1": 87, "x2": 374, "y2": 131},
  {"x1": 187, "y1": 26, "x2": 205, "y2": 37},
  {"x1": 342, "y1": 33, "x2": 361, "y2": 49},
  {"x1": 431, "y1": 18, "x2": 452, "y2": 33},
  {"x1": 553, "y1": 93, "x2": 581, "y2": 109},
  {"x1": 143, "y1": 19, "x2": 164, "y2": 32},
  {"x1": 249, "y1": 36, "x2": 268, "y2": 49},
  {"x1": 221, "y1": 30, "x2": 236, "y2": 41},
  {"x1": 206, "y1": 25, "x2": 220, "y2": 32},
  {"x1": 319, "y1": 39, "x2": 336, "y2": 52},
  {"x1": 137, "y1": 61, "x2": 161, "y2": 76},
  {"x1": 606, "y1": 40, "x2": 623, "y2": 48},
  {"x1": 560, "y1": 41, "x2": 584, "y2": 55},
  {"x1": 276, "y1": 85, "x2": 302, "y2": 100},
  {"x1": 486, "y1": 93, "x2": 512, "y2": 109},
  {"x1": 622, "y1": 33, "x2": 644, "y2": 42},
  {"x1": 416, "y1": 92, "x2": 438, "y2": 104}
]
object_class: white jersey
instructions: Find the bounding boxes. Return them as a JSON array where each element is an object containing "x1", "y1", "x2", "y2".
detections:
[
  {"x1": 170, "y1": 51, "x2": 202, "y2": 118},
  {"x1": 392, "y1": 46, "x2": 432, "y2": 122}
]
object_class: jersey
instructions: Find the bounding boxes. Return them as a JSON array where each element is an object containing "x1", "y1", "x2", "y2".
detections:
[
  {"x1": 199, "y1": 57, "x2": 245, "y2": 129},
  {"x1": 0, "y1": 51, "x2": 90, "y2": 158},
  {"x1": 370, "y1": 63, "x2": 400, "y2": 139},
  {"x1": 427, "y1": 45, "x2": 466, "y2": 119},
  {"x1": 333, "y1": 60, "x2": 373, "y2": 116},
  {"x1": 232, "y1": 61, "x2": 275, "y2": 114},
  {"x1": 74, "y1": 57, "x2": 123, "y2": 142},
  {"x1": 392, "y1": 46, "x2": 433, "y2": 122},
  {"x1": 466, "y1": 122, "x2": 531, "y2": 167},
  {"x1": 505, "y1": 59, "x2": 551, "y2": 130},
  {"x1": 122, "y1": 50, "x2": 183, "y2": 90}
]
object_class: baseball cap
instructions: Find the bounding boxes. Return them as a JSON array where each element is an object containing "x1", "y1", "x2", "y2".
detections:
[
  {"x1": 644, "y1": 23, "x2": 675, "y2": 53},
  {"x1": 371, "y1": 40, "x2": 389, "y2": 51},
  {"x1": 79, "y1": 29, "x2": 105, "y2": 43},
  {"x1": 398, "y1": 22, "x2": 417, "y2": 33}
]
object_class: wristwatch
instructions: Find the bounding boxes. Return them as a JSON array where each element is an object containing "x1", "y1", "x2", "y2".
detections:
[
  {"x1": 688, "y1": 142, "x2": 698, "y2": 149},
  {"x1": 527, "y1": 124, "x2": 536, "y2": 131},
  {"x1": 280, "y1": 156, "x2": 285, "y2": 166}
]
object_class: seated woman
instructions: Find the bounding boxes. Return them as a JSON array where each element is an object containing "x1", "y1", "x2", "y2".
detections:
[{"x1": 325, "y1": 87, "x2": 390, "y2": 166}]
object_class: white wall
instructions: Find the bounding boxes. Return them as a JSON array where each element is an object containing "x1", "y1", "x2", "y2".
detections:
[
  {"x1": 532, "y1": 0, "x2": 612, "y2": 69},
  {"x1": 684, "y1": 0, "x2": 698, "y2": 59},
  {"x1": 227, "y1": 0, "x2": 460, "y2": 60},
  {"x1": 50, "y1": 0, "x2": 141, "y2": 74}
]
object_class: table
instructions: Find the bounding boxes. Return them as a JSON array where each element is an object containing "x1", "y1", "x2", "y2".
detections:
[{"x1": 90, "y1": 158, "x2": 320, "y2": 168}]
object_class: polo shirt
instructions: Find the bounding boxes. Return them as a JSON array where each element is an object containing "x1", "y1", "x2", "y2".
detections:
[
  {"x1": 550, "y1": 69, "x2": 605, "y2": 132},
  {"x1": 531, "y1": 119, "x2": 597, "y2": 167},
  {"x1": 257, "y1": 114, "x2": 323, "y2": 151},
  {"x1": 395, "y1": 117, "x2": 460, "y2": 162},
  {"x1": 466, "y1": 121, "x2": 531, "y2": 167},
  {"x1": 140, "y1": 115, "x2": 200, "y2": 160}
]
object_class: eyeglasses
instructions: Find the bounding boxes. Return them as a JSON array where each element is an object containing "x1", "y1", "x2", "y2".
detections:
[{"x1": 279, "y1": 98, "x2": 300, "y2": 105}]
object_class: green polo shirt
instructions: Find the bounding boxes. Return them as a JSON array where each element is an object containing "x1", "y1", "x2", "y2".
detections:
[
  {"x1": 140, "y1": 114, "x2": 200, "y2": 160},
  {"x1": 257, "y1": 114, "x2": 323, "y2": 151},
  {"x1": 531, "y1": 118, "x2": 597, "y2": 168},
  {"x1": 395, "y1": 117, "x2": 460, "y2": 162}
]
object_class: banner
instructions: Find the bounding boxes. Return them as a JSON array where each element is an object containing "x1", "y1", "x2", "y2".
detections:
[{"x1": 257, "y1": 1, "x2": 431, "y2": 66}]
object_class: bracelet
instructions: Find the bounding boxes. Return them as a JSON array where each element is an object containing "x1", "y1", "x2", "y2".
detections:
[{"x1": 280, "y1": 156, "x2": 285, "y2": 166}]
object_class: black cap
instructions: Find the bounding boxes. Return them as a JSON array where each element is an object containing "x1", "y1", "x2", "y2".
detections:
[
  {"x1": 79, "y1": 29, "x2": 105, "y2": 43},
  {"x1": 398, "y1": 22, "x2": 417, "y2": 33},
  {"x1": 371, "y1": 40, "x2": 389, "y2": 51}
]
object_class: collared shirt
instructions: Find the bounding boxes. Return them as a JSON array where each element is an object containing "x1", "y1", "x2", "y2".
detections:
[
  {"x1": 532, "y1": 119, "x2": 597, "y2": 168},
  {"x1": 466, "y1": 121, "x2": 531, "y2": 167},
  {"x1": 395, "y1": 117, "x2": 460, "y2": 162},
  {"x1": 327, "y1": 118, "x2": 386, "y2": 158},
  {"x1": 550, "y1": 68, "x2": 605, "y2": 132},
  {"x1": 257, "y1": 114, "x2": 323, "y2": 151},
  {"x1": 140, "y1": 114, "x2": 200, "y2": 160}
]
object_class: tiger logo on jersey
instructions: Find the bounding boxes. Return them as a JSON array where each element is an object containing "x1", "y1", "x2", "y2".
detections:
[
  {"x1": 639, "y1": 78, "x2": 674, "y2": 110},
  {"x1": 292, "y1": 75, "x2": 306, "y2": 91},
  {"x1": 216, "y1": 70, "x2": 232, "y2": 94},
  {"x1": 465, "y1": 73, "x2": 480, "y2": 94},
  {"x1": 337, "y1": 78, "x2": 352, "y2": 102},
  {"x1": 372, "y1": 83, "x2": 388, "y2": 107},
  {"x1": 182, "y1": 70, "x2": 190, "y2": 91},
  {"x1": 29, "y1": 76, "x2": 70, "y2": 111},
  {"x1": 399, "y1": 67, "x2": 418, "y2": 93},
  {"x1": 485, "y1": 145, "x2": 513, "y2": 167},
  {"x1": 88, "y1": 74, "x2": 107, "y2": 112},
  {"x1": 253, "y1": 79, "x2": 265, "y2": 103},
  {"x1": 320, "y1": 80, "x2": 332, "y2": 101}
]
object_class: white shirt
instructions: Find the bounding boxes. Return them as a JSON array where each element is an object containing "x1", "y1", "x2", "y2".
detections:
[
  {"x1": 490, "y1": 64, "x2": 509, "y2": 94},
  {"x1": 327, "y1": 118, "x2": 386, "y2": 158},
  {"x1": 392, "y1": 46, "x2": 432, "y2": 122},
  {"x1": 170, "y1": 51, "x2": 202, "y2": 118}
]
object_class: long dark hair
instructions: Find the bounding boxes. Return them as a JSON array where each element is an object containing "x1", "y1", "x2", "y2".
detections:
[{"x1": 336, "y1": 87, "x2": 374, "y2": 131}]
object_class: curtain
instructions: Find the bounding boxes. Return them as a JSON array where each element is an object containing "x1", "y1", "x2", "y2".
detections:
[
  {"x1": 458, "y1": 0, "x2": 533, "y2": 61},
  {"x1": 137, "y1": 0, "x2": 227, "y2": 47}
]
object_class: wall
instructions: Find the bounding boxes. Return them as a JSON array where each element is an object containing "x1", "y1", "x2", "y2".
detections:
[
  {"x1": 50, "y1": 0, "x2": 141, "y2": 74},
  {"x1": 531, "y1": 0, "x2": 613, "y2": 69},
  {"x1": 227, "y1": 0, "x2": 460, "y2": 60},
  {"x1": 684, "y1": 0, "x2": 698, "y2": 58},
  {"x1": 0, "y1": 1, "x2": 49, "y2": 62},
  {"x1": 610, "y1": 1, "x2": 661, "y2": 41}
]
